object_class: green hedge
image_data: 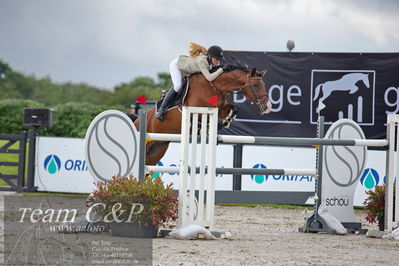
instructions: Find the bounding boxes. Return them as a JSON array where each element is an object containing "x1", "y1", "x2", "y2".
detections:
[
  {"x1": 0, "y1": 99, "x2": 126, "y2": 138},
  {"x1": 46, "y1": 102, "x2": 126, "y2": 138},
  {"x1": 0, "y1": 99, "x2": 45, "y2": 134}
]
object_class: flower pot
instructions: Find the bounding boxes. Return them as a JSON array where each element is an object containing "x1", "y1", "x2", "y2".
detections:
[{"x1": 110, "y1": 222, "x2": 158, "y2": 238}]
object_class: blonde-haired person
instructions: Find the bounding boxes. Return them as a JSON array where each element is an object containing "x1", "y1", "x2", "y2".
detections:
[{"x1": 155, "y1": 43, "x2": 224, "y2": 121}]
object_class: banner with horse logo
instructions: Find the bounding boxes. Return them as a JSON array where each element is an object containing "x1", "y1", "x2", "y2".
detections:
[{"x1": 222, "y1": 52, "x2": 399, "y2": 139}]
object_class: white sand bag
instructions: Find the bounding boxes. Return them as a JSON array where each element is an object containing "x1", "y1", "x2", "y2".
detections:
[
  {"x1": 220, "y1": 232, "x2": 232, "y2": 240},
  {"x1": 169, "y1": 224, "x2": 216, "y2": 240},
  {"x1": 318, "y1": 204, "x2": 347, "y2": 235},
  {"x1": 383, "y1": 227, "x2": 399, "y2": 240}
]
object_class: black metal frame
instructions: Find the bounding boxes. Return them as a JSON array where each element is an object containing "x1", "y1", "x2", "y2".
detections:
[
  {"x1": 0, "y1": 130, "x2": 37, "y2": 192},
  {"x1": 232, "y1": 144, "x2": 243, "y2": 190}
]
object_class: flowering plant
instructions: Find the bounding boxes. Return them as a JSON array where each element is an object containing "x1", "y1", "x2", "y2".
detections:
[
  {"x1": 87, "y1": 175, "x2": 178, "y2": 228},
  {"x1": 363, "y1": 185, "x2": 385, "y2": 225}
]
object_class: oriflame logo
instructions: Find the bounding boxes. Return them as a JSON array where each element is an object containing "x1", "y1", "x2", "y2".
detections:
[
  {"x1": 250, "y1": 163, "x2": 268, "y2": 184},
  {"x1": 44, "y1": 154, "x2": 61, "y2": 174},
  {"x1": 360, "y1": 168, "x2": 380, "y2": 189}
]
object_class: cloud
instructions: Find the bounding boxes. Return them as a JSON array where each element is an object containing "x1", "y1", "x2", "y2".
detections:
[{"x1": 0, "y1": 0, "x2": 398, "y2": 89}]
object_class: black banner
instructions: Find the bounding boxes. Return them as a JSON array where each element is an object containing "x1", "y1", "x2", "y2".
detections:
[{"x1": 221, "y1": 51, "x2": 399, "y2": 139}]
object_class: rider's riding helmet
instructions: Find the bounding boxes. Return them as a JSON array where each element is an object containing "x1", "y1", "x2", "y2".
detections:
[{"x1": 207, "y1": 45, "x2": 223, "y2": 60}]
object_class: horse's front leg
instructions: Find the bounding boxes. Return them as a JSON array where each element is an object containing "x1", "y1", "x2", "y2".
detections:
[
  {"x1": 145, "y1": 141, "x2": 170, "y2": 165},
  {"x1": 219, "y1": 104, "x2": 239, "y2": 129}
]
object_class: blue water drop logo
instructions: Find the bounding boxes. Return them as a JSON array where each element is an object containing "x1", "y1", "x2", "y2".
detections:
[
  {"x1": 44, "y1": 155, "x2": 61, "y2": 174},
  {"x1": 251, "y1": 164, "x2": 268, "y2": 184},
  {"x1": 360, "y1": 168, "x2": 379, "y2": 189}
]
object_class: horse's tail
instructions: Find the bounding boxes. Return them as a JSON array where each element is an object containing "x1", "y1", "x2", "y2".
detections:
[
  {"x1": 188, "y1": 42, "x2": 207, "y2": 57},
  {"x1": 312, "y1": 83, "x2": 323, "y2": 101}
]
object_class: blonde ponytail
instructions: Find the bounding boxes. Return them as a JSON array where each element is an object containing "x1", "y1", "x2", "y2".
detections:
[{"x1": 188, "y1": 42, "x2": 207, "y2": 57}]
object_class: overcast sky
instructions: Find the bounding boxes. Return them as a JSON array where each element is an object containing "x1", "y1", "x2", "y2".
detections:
[{"x1": 1, "y1": 0, "x2": 398, "y2": 90}]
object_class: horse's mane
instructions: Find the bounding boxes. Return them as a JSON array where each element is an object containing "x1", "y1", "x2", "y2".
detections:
[
  {"x1": 208, "y1": 63, "x2": 248, "y2": 74},
  {"x1": 222, "y1": 62, "x2": 249, "y2": 73},
  {"x1": 203, "y1": 61, "x2": 250, "y2": 75}
]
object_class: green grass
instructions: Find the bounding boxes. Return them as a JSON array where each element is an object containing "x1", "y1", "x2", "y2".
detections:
[{"x1": 354, "y1": 208, "x2": 367, "y2": 213}]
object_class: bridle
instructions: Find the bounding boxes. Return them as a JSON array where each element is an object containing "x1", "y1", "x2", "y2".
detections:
[
  {"x1": 209, "y1": 69, "x2": 269, "y2": 107},
  {"x1": 233, "y1": 71, "x2": 269, "y2": 107}
]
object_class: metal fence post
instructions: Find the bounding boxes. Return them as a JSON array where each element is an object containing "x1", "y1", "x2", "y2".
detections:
[
  {"x1": 138, "y1": 109, "x2": 147, "y2": 180},
  {"x1": 17, "y1": 131, "x2": 27, "y2": 190},
  {"x1": 26, "y1": 129, "x2": 37, "y2": 191},
  {"x1": 314, "y1": 116, "x2": 324, "y2": 223},
  {"x1": 233, "y1": 144, "x2": 243, "y2": 191}
]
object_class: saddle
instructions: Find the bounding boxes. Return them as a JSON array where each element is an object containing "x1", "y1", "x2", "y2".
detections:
[
  {"x1": 155, "y1": 66, "x2": 224, "y2": 112},
  {"x1": 156, "y1": 78, "x2": 189, "y2": 112}
]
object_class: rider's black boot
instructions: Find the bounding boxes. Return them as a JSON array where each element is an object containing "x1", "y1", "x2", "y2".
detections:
[{"x1": 155, "y1": 89, "x2": 178, "y2": 121}]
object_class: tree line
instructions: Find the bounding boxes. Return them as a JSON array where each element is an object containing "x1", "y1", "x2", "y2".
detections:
[
  {"x1": 0, "y1": 59, "x2": 171, "y2": 107},
  {"x1": 0, "y1": 59, "x2": 172, "y2": 137}
]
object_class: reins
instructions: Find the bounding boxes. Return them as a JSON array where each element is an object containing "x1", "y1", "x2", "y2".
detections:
[
  {"x1": 209, "y1": 69, "x2": 268, "y2": 107},
  {"x1": 209, "y1": 76, "x2": 229, "y2": 104}
]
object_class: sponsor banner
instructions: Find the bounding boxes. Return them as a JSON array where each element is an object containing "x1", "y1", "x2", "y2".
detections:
[
  {"x1": 222, "y1": 51, "x2": 399, "y2": 139},
  {"x1": 355, "y1": 150, "x2": 387, "y2": 206},
  {"x1": 35, "y1": 137, "x2": 233, "y2": 193},
  {"x1": 35, "y1": 136, "x2": 388, "y2": 207},
  {"x1": 151, "y1": 143, "x2": 234, "y2": 191},
  {"x1": 35, "y1": 137, "x2": 96, "y2": 193},
  {"x1": 240, "y1": 145, "x2": 387, "y2": 206},
  {"x1": 241, "y1": 146, "x2": 316, "y2": 192}
]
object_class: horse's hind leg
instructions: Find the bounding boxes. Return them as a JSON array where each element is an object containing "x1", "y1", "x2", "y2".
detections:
[
  {"x1": 319, "y1": 90, "x2": 331, "y2": 103},
  {"x1": 349, "y1": 86, "x2": 358, "y2": 94},
  {"x1": 146, "y1": 141, "x2": 170, "y2": 165}
]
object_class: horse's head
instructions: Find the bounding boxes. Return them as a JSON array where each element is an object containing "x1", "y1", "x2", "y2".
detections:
[{"x1": 240, "y1": 68, "x2": 271, "y2": 115}]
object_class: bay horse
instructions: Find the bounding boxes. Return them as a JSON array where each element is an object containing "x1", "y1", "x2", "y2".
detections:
[{"x1": 134, "y1": 67, "x2": 271, "y2": 165}]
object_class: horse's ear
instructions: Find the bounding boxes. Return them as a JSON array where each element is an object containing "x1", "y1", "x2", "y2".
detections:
[
  {"x1": 250, "y1": 68, "x2": 257, "y2": 77},
  {"x1": 257, "y1": 70, "x2": 267, "y2": 77}
]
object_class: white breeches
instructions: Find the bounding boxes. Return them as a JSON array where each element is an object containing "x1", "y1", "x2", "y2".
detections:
[{"x1": 169, "y1": 58, "x2": 182, "y2": 92}]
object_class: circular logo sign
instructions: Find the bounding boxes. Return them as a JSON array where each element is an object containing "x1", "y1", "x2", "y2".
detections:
[
  {"x1": 85, "y1": 110, "x2": 139, "y2": 182},
  {"x1": 324, "y1": 120, "x2": 367, "y2": 187}
]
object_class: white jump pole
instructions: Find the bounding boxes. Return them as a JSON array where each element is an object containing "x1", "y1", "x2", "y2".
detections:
[
  {"x1": 385, "y1": 114, "x2": 399, "y2": 232},
  {"x1": 177, "y1": 106, "x2": 218, "y2": 230},
  {"x1": 189, "y1": 112, "x2": 198, "y2": 225},
  {"x1": 198, "y1": 112, "x2": 208, "y2": 224},
  {"x1": 177, "y1": 106, "x2": 190, "y2": 228},
  {"x1": 206, "y1": 107, "x2": 218, "y2": 229}
]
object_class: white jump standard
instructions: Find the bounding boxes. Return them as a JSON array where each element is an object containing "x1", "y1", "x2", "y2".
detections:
[
  {"x1": 140, "y1": 107, "x2": 399, "y2": 234},
  {"x1": 86, "y1": 106, "x2": 398, "y2": 234}
]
